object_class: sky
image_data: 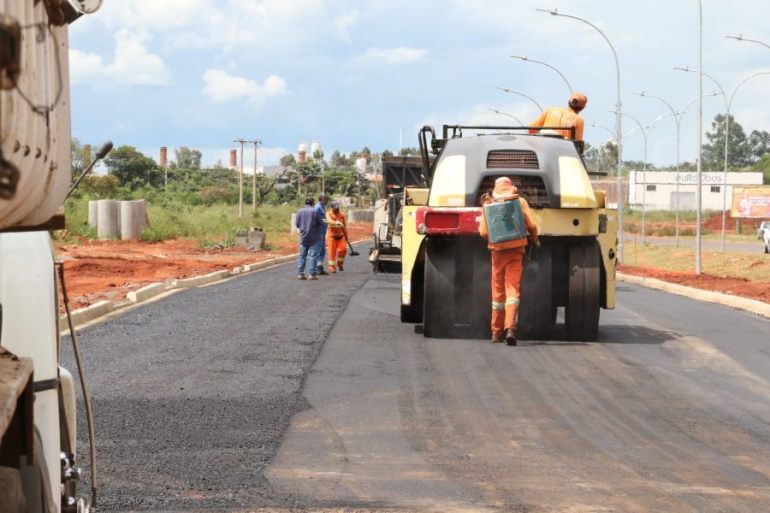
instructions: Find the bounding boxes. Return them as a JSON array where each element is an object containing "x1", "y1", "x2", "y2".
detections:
[{"x1": 68, "y1": 0, "x2": 770, "y2": 170}]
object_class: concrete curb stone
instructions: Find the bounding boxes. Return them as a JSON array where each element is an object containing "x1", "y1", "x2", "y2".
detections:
[
  {"x1": 126, "y1": 282, "x2": 167, "y2": 303},
  {"x1": 175, "y1": 270, "x2": 231, "y2": 288},
  {"x1": 60, "y1": 300, "x2": 114, "y2": 330},
  {"x1": 617, "y1": 272, "x2": 770, "y2": 319}
]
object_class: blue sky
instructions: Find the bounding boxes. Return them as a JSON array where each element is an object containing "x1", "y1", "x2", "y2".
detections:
[{"x1": 69, "y1": 0, "x2": 770, "y2": 170}]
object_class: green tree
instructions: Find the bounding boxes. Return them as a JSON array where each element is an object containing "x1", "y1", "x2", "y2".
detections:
[
  {"x1": 71, "y1": 138, "x2": 86, "y2": 176},
  {"x1": 329, "y1": 150, "x2": 352, "y2": 167},
  {"x1": 280, "y1": 153, "x2": 296, "y2": 167},
  {"x1": 173, "y1": 146, "x2": 202, "y2": 169},
  {"x1": 753, "y1": 154, "x2": 770, "y2": 184},
  {"x1": 702, "y1": 114, "x2": 751, "y2": 170},
  {"x1": 103, "y1": 145, "x2": 159, "y2": 188},
  {"x1": 748, "y1": 130, "x2": 770, "y2": 161},
  {"x1": 399, "y1": 147, "x2": 420, "y2": 156}
]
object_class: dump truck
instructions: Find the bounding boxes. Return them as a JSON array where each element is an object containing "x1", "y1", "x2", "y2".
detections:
[
  {"x1": 1, "y1": 1, "x2": 104, "y2": 512},
  {"x1": 400, "y1": 125, "x2": 617, "y2": 341},
  {"x1": 369, "y1": 156, "x2": 427, "y2": 273}
]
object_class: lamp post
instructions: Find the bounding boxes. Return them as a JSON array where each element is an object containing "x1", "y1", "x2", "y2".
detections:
[
  {"x1": 726, "y1": 34, "x2": 770, "y2": 50},
  {"x1": 495, "y1": 87, "x2": 544, "y2": 113},
  {"x1": 538, "y1": 8, "x2": 624, "y2": 261},
  {"x1": 488, "y1": 108, "x2": 525, "y2": 125},
  {"x1": 252, "y1": 139, "x2": 262, "y2": 211},
  {"x1": 510, "y1": 55, "x2": 574, "y2": 96},
  {"x1": 675, "y1": 68, "x2": 770, "y2": 250}
]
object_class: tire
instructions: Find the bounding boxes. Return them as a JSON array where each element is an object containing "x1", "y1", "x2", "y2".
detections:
[
  {"x1": 565, "y1": 240, "x2": 601, "y2": 342},
  {"x1": 423, "y1": 239, "x2": 454, "y2": 338},
  {"x1": 518, "y1": 242, "x2": 554, "y2": 340}
]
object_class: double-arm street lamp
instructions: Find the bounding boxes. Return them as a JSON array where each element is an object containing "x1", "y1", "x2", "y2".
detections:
[
  {"x1": 495, "y1": 87, "x2": 544, "y2": 113},
  {"x1": 510, "y1": 55, "x2": 574, "y2": 96},
  {"x1": 674, "y1": 67, "x2": 770, "y2": 250},
  {"x1": 537, "y1": 8, "x2": 625, "y2": 261}
]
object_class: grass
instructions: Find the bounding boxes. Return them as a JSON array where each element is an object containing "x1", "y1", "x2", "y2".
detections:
[
  {"x1": 621, "y1": 242, "x2": 770, "y2": 282},
  {"x1": 61, "y1": 197, "x2": 296, "y2": 246}
]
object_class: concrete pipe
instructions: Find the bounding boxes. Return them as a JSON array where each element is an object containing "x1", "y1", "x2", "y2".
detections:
[
  {"x1": 120, "y1": 200, "x2": 148, "y2": 240},
  {"x1": 88, "y1": 200, "x2": 98, "y2": 228},
  {"x1": 96, "y1": 199, "x2": 119, "y2": 239}
]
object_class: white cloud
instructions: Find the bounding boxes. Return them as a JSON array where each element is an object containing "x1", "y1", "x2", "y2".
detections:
[
  {"x1": 361, "y1": 47, "x2": 428, "y2": 64},
  {"x1": 69, "y1": 30, "x2": 171, "y2": 86},
  {"x1": 202, "y1": 69, "x2": 288, "y2": 106},
  {"x1": 333, "y1": 11, "x2": 358, "y2": 44}
]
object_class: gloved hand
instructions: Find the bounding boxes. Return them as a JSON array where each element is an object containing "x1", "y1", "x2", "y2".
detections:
[
  {"x1": 531, "y1": 237, "x2": 540, "y2": 248},
  {"x1": 335, "y1": 221, "x2": 344, "y2": 228}
]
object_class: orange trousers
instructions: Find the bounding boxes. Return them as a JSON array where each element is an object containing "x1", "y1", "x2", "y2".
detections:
[
  {"x1": 490, "y1": 249, "x2": 524, "y2": 334},
  {"x1": 327, "y1": 236, "x2": 347, "y2": 271}
]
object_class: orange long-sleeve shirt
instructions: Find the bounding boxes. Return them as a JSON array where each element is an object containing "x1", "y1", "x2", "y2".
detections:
[{"x1": 528, "y1": 106, "x2": 584, "y2": 141}]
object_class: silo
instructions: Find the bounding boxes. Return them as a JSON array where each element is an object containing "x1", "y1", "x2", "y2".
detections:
[
  {"x1": 298, "y1": 142, "x2": 307, "y2": 163},
  {"x1": 355, "y1": 157, "x2": 367, "y2": 173},
  {"x1": 310, "y1": 140, "x2": 321, "y2": 157}
]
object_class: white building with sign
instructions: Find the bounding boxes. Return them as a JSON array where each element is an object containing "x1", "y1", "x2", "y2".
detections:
[{"x1": 628, "y1": 171, "x2": 764, "y2": 211}]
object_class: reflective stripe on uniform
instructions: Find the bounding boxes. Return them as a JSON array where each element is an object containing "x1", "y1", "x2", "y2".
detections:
[
  {"x1": 492, "y1": 301, "x2": 505, "y2": 311},
  {"x1": 505, "y1": 297, "x2": 520, "y2": 306}
]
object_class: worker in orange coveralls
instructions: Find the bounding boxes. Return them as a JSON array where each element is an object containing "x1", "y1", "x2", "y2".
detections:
[
  {"x1": 528, "y1": 92, "x2": 588, "y2": 141},
  {"x1": 478, "y1": 177, "x2": 539, "y2": 346},
  {"x1": 325, "y1": 200, "x2": 349, "y2": 273}
]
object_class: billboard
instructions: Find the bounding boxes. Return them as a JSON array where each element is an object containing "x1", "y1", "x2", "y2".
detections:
[{"x1": 731, "y1": 186, "x2": 770, "y2": 218}]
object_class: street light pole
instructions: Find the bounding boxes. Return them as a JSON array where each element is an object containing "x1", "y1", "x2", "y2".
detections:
[
  {"x1": 234, "y1": 139, "x2": 246, "y2": 218},
  {"x1": 538, "y1": 8, "x2": 624, "y2": 262},
  {"x1": 696, "y1": 0, "x2": 703, "y2": 274},
  {"x1": 635, "y1": 91, "x2": 683, "y2": 246},
  {"x1": 488, "y1": 108, "x2": 525, "y2": 125},
  {"x1": 510, "y1": 55, "x2": 574, "y2": 96},
  {"x1": 616, "y1": 112, "x2": 650, "y2": 244},
  {"x1": 252, "y1": 139, "x2": 261, "y2": 211},
  {"x1": 495, "y1": 87, "x2": 544, "y2": 113}
]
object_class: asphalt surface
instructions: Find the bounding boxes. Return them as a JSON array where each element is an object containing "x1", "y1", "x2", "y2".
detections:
[
  {"x1": 63, "y1": 247, "x2": 770, "y2": 512},
  {"x1": 62, "y1": 253, "x2": 373, "y2": 511}
]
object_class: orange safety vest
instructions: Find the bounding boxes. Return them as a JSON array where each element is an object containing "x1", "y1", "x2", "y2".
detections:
[
  {"x1": 528, "y1": 106, "x2": 584, "y2": 141},
  {"x1": 326, "y1": 210, "x2": 347, "y2": 239},
  {"x1": 479, "y1": 195, "x2": 538, "y2": 251}
]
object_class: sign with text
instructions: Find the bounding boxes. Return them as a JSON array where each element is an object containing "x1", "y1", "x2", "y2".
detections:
[{"x1": 731, "y1": 186, "x2": 770, "y2": 218}]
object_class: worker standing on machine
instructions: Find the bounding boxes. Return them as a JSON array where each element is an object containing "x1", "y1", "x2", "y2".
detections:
[
  {"x1": 479, "y1": 177, "x2": 539, "y2": 346},
  {"x1": 326, "y1": 201, "x2": 349, "y2": 273},
  {"x1": 529, "y1": 92, "x2": 588, "y2": 142}
]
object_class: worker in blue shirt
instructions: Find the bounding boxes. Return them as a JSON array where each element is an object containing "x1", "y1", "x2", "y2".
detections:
[
  {"x1": 314, "y1": 194, "x2": 329, "y2": 275},
  {"x1": 295, "y1": 197, "x2": 323, "y2": 280}
]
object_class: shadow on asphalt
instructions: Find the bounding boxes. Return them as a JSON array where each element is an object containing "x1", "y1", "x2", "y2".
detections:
[{"x1": 598, "y1": 324, "x2": 676, "y2": 345}]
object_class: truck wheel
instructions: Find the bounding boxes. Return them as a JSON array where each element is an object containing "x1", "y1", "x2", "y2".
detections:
[
  {"x1": 518, "y1": 242, "x2": 554, "y2": 340},
  {"x1": 565, "y1": 240, "x2": 600, "y2": 342},
  {"x1": 423, "y1": 240, "x2": 453, "y2": 338}
]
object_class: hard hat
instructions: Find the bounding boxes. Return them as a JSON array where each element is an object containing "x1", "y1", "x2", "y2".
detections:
[
  {"x1": 568, "y1": 92, "x2": 588, "y2": 110},
  {"x1": 492, "y1": 177, "x2": 518, "y2": 199},
  {"x1": 330, "y1": 200, "x2": 340, "y2": 209}
]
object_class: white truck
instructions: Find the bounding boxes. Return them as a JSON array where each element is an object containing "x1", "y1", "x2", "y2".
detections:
[{"x1": 1, "y1": 1, "x2": 104, "y2": 512}]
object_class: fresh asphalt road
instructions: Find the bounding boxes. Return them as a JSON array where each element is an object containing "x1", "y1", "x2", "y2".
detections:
[{"x1": 64, "y1": 248, "x2": 770, "y2": 512}]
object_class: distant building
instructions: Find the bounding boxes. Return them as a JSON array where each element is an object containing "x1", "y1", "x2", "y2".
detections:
[{"x1": 627, "y1": 170, "x2": 763, "y2": 211}]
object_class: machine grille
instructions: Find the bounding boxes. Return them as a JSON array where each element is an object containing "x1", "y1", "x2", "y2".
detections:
[
  {"x1": 487, "y1": 150, "x2": 539, "y2": 169},
  {"x1": 476, "y1": 175, "x2": 550, "y2": 208}
]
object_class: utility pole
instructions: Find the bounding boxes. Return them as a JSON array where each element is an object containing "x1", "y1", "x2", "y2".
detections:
[
  {"x1": 252, "y1": 139, "x2": 262, "y2": 211},
  {"x1": 234, "y1": 139, "x2": 246, "y2": 218}
]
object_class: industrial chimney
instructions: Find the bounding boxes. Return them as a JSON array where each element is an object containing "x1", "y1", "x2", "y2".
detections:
[
  {"x1": 229, "y1": 149, "x2": 238, "y2": 169},
  {"x1": 159, "y1": 146, "x2": 168, "y2": 168},
  {"x1": 82, "y1": 144, "x2": 92, "y2": 169}
]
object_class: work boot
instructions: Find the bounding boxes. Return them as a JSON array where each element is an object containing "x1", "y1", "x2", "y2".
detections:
[
  {"x1": 505, "y1": 328, "x2": 517, "y2": 346},
  {"x1": 338, "y1": 263, "x2": 344, "y2": 272},
  {"x1": 491, "y1": 331, "x2": 504, "y2": 343},
  {"x1": 317, "y1": 267, "x2": 329, "y2": 276},
  {"x1": 309, "y1": 274, "x2": 319, "y2": 281},
  {"x1": 297, "y1": 274, "x2": 307, "y2": 280}
]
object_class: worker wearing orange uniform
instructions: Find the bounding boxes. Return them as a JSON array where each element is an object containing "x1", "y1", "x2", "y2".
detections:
[
  {"x1": 479, "y1": 177, "x2": 539, "y2": 345},
  {"x1": 528, "y1": 92, "x2": 588, "y2": 141},
  {"x1": 325, "y1": 201, "x2": 348, "y2": 273}
]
